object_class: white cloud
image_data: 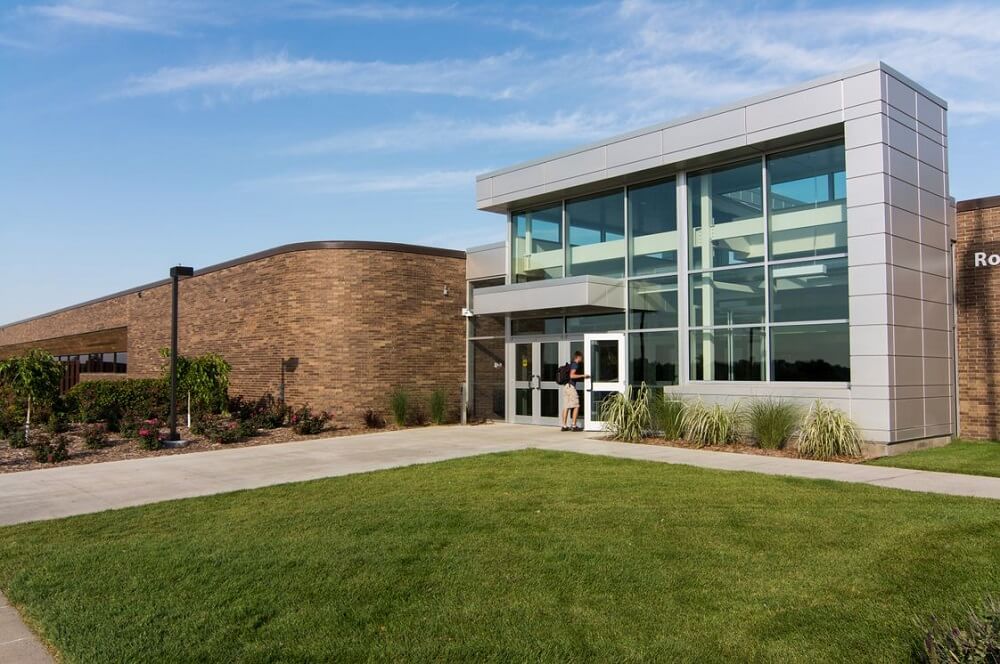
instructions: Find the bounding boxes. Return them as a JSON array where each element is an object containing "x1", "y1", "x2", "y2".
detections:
[
  {"x1": 282, "y1": 111, "x2": 625, "y2": 155},
  {"x1": 284, "y1": 1, "x2": 459, "y2": 21},
  {"x1": 20, "y1": 0, "x2": 226, "y2": 35},
  {"x1": 118, "y1": 51, "x2": 529, "y2": 100},
  {"x1": 244, "y1": 168, "x2": 482, "y2": 194}
]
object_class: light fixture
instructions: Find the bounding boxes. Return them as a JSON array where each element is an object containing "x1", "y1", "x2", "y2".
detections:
[
  {"x1": 167, "y1": 265, "x2": 194, "y2": 444},
  {"x1": 462, "y1": 308, "x2": 475, "y2": 318}
]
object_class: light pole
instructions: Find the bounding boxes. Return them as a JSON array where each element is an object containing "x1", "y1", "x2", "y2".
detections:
[{"x1": 168, "y1": 265, "x2": 194, "y2": 443}]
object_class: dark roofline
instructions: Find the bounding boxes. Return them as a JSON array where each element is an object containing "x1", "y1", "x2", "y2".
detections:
[
  {"x1": 957, "y1": 195, "x2": 1000, "y2": 213},
  {"x1": 1, "y1": 241, "x2": 466, "y2": 329}
]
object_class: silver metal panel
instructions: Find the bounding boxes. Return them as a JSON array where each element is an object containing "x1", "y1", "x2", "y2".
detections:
[
  {"x1": 891, "y1": 265, "x2": 922, "y2": 300},
  {"x1": 844, "y1": 113, "x2": 885, "y2": 149},
  {"x1": 917, "y1": 133, "x2": 945, "y2": 171},
  {"x1": 847, "y1": 203, "x2": 890, "y2": 237},
  {"x1": 848, "y1": 234, "x2": 889, "y2": 265},
  {"x1": 745, "y1": 110, "x2": 842, "y2": 145},
  {"x1": 916, "y1": 94, "x2": 944, "y2": 133},
  {"x1": 923, "y1": 328, "x2": 950, "y2": 357},
  {"x1": 471, "y1": 276, "x2": 624, "y2": 315},
  {"x1": 466, "y1": 243, "x2": 506, "y2": 280},
  {"x1": 543, "y1": 147, "x2": 606, "y2": 184},
  {"x1": 920, "y1": 244, "x2": 948, "y2": 277},
  {"x1": 849, "y1": 264, "x2": 890, "y2": 295},
  {"x1": 893, "y1": 356, "x2": 924, "y2": 386},
  {"x1": 744, "y1": 81, "x2": 841, "y2": 132},
  {"x1": 850, "y1": 355, "x2": 891, "y2": 385},
  {"x1": 889, "y1": 206, "x2": 920, "y2": 241},
  {"x1": 475, "y1": 178, "x2": 492, "y2": 202},
  {"x1": 919, "y1": 190, "x2": 947, "y2": 224},
  {"x1": 492, "y1": 163, "x2": 545, "y2": 198},
  {"x1": 661, "y1": 108, "x2": 746, "y2": 153},
  {"x1": 850, "y1": 324, "x2": 891, "y2": 355},
  {"x1": 892, "y1": 325, "x2": 923, "y2": 356},
  {"x1": 843, "y1": 70, "x2": 882, "y2": 107},
  {"x1": 890, "y1": 235, "x2": 921, "y2": 269},
  {"x1": 921, "y1": 300, "x2": 949, "y2": 330},
  {"x1": 893, "y1": 398, "x2": 924, "y2": 428},
  {"x1": 606, "y1": 132, "x2": 660, "y2": 168},
  {"x1": 921, "y1": 272, "x2": 948, "y2": 304},
  {"x1": 889, "y1": 176, "x2": 920, "y2": 215},
  {"x1": 917, "y1": 161, "x2": 945, "y2": 197},
  {"x1": 846, "y1": 173, "x2": 889, "y2": 208},
  {"x1": 845, "y1": 143, "x2": 886, "y2": 178},
  {"x1": 885, "y1": 74, "x2": 918, "y2": 119},
  {"x1": 886, "y1": 117, "x2": 919, "y2": 158},
  {"x1": 891, "y1": 295, "x2": 922, "y2": 327},
  {"x1": 849, "y1": 293, "x2": 892, "y2": 326},
  {"x1": 888, "y1": 147, "x2": 919, "y2": 187}
]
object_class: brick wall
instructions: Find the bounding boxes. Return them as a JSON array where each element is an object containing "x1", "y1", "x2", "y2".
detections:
[
  {"x1": 0, "y1": 245, "x2": 467, "y2": 424},
  {"x1": 956, "y1": 197, "x2": 1000, "y2": 440}
]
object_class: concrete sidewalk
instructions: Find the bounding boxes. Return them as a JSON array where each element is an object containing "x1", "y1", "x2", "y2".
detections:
[
  {"x1": 0, "y1": 592, "x2": 53, "y2": 663},
  {"x1": 1, "y1": 425, "x2": 1000, "y2": 530}
]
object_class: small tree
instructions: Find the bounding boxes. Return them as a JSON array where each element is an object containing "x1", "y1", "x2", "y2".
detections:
[
  {"x1": 160, "y1": 349, "x2": 231, "y2": 419},
  {"x1": 0, "y1": 349, "x2": 63, "y2": 443}
]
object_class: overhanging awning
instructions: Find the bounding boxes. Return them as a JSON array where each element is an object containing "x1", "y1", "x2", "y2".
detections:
[{"x1": 471, "y1": 276, "x2": 624, "y2": 316}]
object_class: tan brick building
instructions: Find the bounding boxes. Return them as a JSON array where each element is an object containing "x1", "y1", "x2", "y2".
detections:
[
  {"x1": 0, "y1": 242, "x2": 467, "y2": 424},
  {"x1": 955, "y1": 196, "x2": 1000, "y2": 440}
]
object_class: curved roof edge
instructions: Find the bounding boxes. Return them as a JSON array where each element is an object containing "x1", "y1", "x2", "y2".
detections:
[{"x1": 1, "y1": 240, "x2": 466, "y2": 330}]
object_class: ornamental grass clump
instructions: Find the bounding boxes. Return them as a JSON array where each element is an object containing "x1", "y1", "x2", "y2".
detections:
[
  {"x1": 429, "y1": 389, "x2": 448, "y2": 425},
  {"x1": 797, "y1": 400, "x2": 863, "y2": 459},
  {"x1": 600, "y1": 383, "x2": 652, "y2": 443},
  {"x1": 389, "y1": 388, "x2": 409, "y2": 427},
  {"x1": 681, "y1": 400, "x2": 743, "y2": 447},
  {"x1": 918, "y1": 596, "x2": 1000, "y2": 663},
  {"x1": 649, "y1": 392, "x2": 685, "y2": 440},
  {"x1": 746, "y1": 398, "x2": 803, "y2": 450}
]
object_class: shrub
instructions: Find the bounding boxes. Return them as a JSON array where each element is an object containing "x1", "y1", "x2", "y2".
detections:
[
  {"x1": 600, "y1": 383, "x2": 652, "y2": 443},
  {"x1": 363, "y1": 409, "x2": 385, "y2": 429},
  {"x1": 191, "y1": 414, "x2": 244, "y2": 443},
  {"x1": 0, "y1": 349, "x2": 63, "y2": 434},
  {"x1": 746, "y1": 398, "x2": 803, "y2": 450},
  {"x1": 918, "y1": 596, "x2": 1000, "y2": 663},
  {"x1": 32, "y1": 434, "x2": 69, "y2": 463},
  {"x1": 66, "y1": 379, "x2": 169, "y2": 427},
  {"x1": 291, "y1": 406, "x2": 329, "y2": 435},
  {"x1": 252, "y1": 394, "x2": 289, "y2": 429},
  {"x1": 389, "y1": 388, "x2": 409, "y2": 427},
  {"x1": 0, "y1": 395, "x2": 25, "y2": 440},
  {"x1": 649, "y1": 392, "x2": 685, "y2": 440},
  {"x1": 159, "y1": 350, "x2": 231, "y2": 414},
  {"x1": 682, "y1": 400, "x2": 743, "y2": 447},
  {"x1": 8, "y1": 428, "x2": 28, "y2": 449},
  {"x1": 429, "y1": 389, "x2": 448, "y2": 425},
  {"x1": 82, "y1": 423, "x2": 107, "y2": 449},
  {"x1": 45, "y1": 410, "x2": 68, "y2": 434},
  {"x1": 797, "y1": 400, "x2": 863, "y2": 459},
  {"x1": 136, "y1": 419, "x2": 162, "y2": 451}
]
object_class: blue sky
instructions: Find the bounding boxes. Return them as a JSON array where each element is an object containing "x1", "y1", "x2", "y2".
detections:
[{"x1": 2, "y1": 0, "x2": 999, "y2": 324}]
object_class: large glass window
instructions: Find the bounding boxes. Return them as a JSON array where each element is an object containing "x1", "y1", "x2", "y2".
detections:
[
  {"x1": 630, "y1": 331, "x2": 678, "y2": 386},
  {"x1": 771, "y1": 323, "x2": 850, "y2": 381},
  {"x1": 511, "y1": 317, "x2": 563, "y2": 336},
  {"x1": 629, "y1": 179, "x2": 677, "y2": 276},
  {"x1": 768, "y1": 141, "x2": 847, "y2": 261},
  {"x1": 512, "y1": 204, "x2": 563, "y2": 282},
  {"x1": 689, "y1": 267, "x2": 765, "y2": 327},
  {"x1": 565, "y1": 313, "x2": 625, "y2": 334},
  {"x1": 690, "y1": 327, "x2": 765, "y2": 381},
  {"x1": 567, "y1": 191, "x2": 625, "y2": 278},
  {"x1": 688, "y1": 160, "x2": 764, "y2": 270},
  {"x1": 770, "y1": 257, "x2": 848, "y2": 323},
  {"x1": 629, "y1": 276, "x2": 678, "y2": 329}
]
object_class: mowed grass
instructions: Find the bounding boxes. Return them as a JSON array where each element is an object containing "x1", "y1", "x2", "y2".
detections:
[
  {"x1": 1, "y1": 450, "x2": 999, "y2": 663},
  {"x1": 868, "y1": 439, "x2": 1000, "y2": 478}
]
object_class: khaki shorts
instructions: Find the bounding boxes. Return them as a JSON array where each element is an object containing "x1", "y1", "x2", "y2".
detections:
[{"x1": 562, "y1": 383, "x2": 580, "y2": 410}]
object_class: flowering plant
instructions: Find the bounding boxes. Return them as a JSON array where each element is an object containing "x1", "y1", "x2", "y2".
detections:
[{"x1": 137, "y1": 418, "x2": 162, "y2": 450}]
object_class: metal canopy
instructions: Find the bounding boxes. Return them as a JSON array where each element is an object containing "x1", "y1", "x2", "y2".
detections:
[{"x1": 471, "y1": 275, "x2": 624, "y2": 316}]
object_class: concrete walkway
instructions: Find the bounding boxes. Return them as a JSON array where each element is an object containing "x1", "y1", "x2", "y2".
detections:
[
  {"x1": 0, "y1": 592, "x2": 53, "y2": 663},
  {"x1": 2, "y1": 425, "x2": 1000, "y2": 530}
]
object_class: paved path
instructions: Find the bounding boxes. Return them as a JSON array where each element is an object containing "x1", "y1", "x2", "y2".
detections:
[
  {"x1": 0, "y1": 592, "x2": 53, "y2": 663},
  {"x1": 2, "y1": 425, "x2": 1000, "y2": 530}
]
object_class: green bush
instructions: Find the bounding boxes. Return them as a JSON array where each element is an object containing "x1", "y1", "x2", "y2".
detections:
[
  {"x1": 600, "y1": 383, "x2": 652, "y2": 443},
  {"x1": 32, "y1": 434, "x2": 69, "y2": 463},
  {"x1": 649, "y1": 392, "x2": 685, "y2": 440},
  {"x1": 0, "y1": 392, "x2": 25, "y2": 440},
  {"x1": 45, "y1": 410, "x2": 69, "y2": 434},
  {"x1": 429, "y1": 389, "x2": 448, "y2": 425},
  {"x1": 797, "y1": 400, "x2": 863, "y2": 459},
  {"x1": 8, "y1": 428, "x2": 28, "y2": 449},
  {"x1": 389, "y1": 388, "x2": 409, "y2": 427},
  {"x1": 746, "y1": 398, "x2": 803, "y2": 450},
  {"x1": 918, "y1": 596, "x2": 1000, "y2": 663},
  {"x1": 82, "y1": 424, "x2": 107, "y2": 450},
  {"x1": 66, "y1": 379, "x2": 169, "y2": 427},
  {"x1": 291, "y1": 406, "x2": 330, "y2": 435},
  {"x1": 682, "y1": 400, "x2": 743, "y2": 447}
]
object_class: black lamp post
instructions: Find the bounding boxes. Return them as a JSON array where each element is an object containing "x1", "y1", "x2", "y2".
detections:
[{"x1": 167, "y1": 265, "x2": 194, "y2": 442}]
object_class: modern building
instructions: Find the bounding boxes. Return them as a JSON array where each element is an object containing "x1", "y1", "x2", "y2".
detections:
[
  {"x1": 465, "y1": 62, "x2": 956, "y2": 453},
  {"x1": 4, "y1": 61, "x2": 999, "y2": 453},
  {"x1": 0, "y1": 242, "x2": 467, "y2": 422}
]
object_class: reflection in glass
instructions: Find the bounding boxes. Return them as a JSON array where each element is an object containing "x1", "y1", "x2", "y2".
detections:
[
  {"x1": 566, "y1": 313, "x2": 625, "y2": 334},
  {"x1": 540, "y1": 389, "x2": 559, "y2": 417},
  {"x1": 591, "y1": 391, "x2": 614, "y2": 422},
  {"x1": 768, "y1": 141, "x2": 847, "y2": 260},
  {"x1": 470, "y1": 339, "x2": 504, "y2": 420},
  {"x1": 516, "y1": 389, "x2": 531, "y2": 416},
  {"x1": 629, "y1": 331, "x2": 678, "y2": 386},
  {"x1": 512, "y1": 204, "x2": 563, "y2": 282},
  {"x1": 771, "y1": 324, "x2": 850, "y2": 381},
  {"x1": 540, "y1": 343, "x2": 559, "y2": 381},
  {"x1": 567, "y1": 190, "x2": 625, "y2": 278},
  {"x1": 689, "y1": 267, "x2": 765, "y2": 327},
  {"x1": 515, "y1": 344, "x2": 531, "y2": 382},
  {"x1": 690, "y1": 327, "x2": 765, "y2": 381},
  {"x1": 511, "y1": 317, "x2": 563, "y2": 336},
  {"x1": 115, "y1": 352, "x2": 128, "y2": 374},
  {"x1": 688, "y1": 160, "x2": 764, "y2": 270},
  {"x1": 629, "y1": 178, "x2": 677, "y2": 276},
  {"x1": 591, "y1": 340, "x2": 620, "y2": 382},
  {"x1": 629, "y1": 276, "x2": 678, "y2": 329},
  {"x1": 770, "y1": 258, "x2": 849, "y2": 322}
]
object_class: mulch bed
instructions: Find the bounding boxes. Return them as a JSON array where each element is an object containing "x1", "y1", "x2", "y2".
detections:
[
  {"x1": 0, "y1": 422, "x2": 374, "y2": 474},
  {"x1": 629, "y1": 436, "x2": 868, "y2": 463}
]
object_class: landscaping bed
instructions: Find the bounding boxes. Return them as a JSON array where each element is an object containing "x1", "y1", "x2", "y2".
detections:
[
  {"x1": 637, "y1": 435, "x2": 867, "y2": 463},
  {"x1": 0, "y1": 450, "x2": 998, "y2": 662},
  {"x1": 0, "y1": 421, "x2": 364, "y2": 474}
]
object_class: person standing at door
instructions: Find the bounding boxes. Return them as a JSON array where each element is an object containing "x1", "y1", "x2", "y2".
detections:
[{"x1": 561, "y1": 350, "x2": 588, "y2": 432}]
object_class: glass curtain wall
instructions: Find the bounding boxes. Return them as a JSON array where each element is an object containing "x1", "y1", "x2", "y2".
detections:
[{"x1": 506, "y1": 138, "x2": 849, "y2": 386}]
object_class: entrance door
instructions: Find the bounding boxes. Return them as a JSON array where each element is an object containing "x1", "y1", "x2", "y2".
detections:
[
  {"x1": 512, "y1": 340, "x2": 564, "y2": 425},
  {"x1": 583, "y1": 333, "x2": 627, "y2": 431}
]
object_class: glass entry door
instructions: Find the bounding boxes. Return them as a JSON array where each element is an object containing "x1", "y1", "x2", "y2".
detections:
[
  {"x1": 583, "y1": 333, "x2": 627, "y2": 431},
  {"x1": 512, "y1": 340, "x2": 566, "y2": 425}
]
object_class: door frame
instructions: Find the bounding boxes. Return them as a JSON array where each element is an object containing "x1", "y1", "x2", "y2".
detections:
[
  {"x1": 508, "y1": 337, "x2": 573, "y2": 426},
  {"x1": 583, "y1": 332, "x2": 628, "y2": 431}
]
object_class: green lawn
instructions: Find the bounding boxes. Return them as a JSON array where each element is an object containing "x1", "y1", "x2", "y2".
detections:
[
  {"x1": 868, "y1": 439, "x2": 1000, "y2": 478},
  {"x1": 1, "y1": 451, "x2": 999, "y2": 663}
]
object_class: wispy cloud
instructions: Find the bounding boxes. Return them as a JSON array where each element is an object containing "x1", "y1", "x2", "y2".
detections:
[
  {"x1": 282, "y1": 111, "x2": 625, "y2": 155},
  {"x1": 30, "y1": 4, "x2": 156, "y2": 31},
  {"x1": 18, "y1": 0, "x2": 225, "y2": 35},
  {"x1": 243, "y1": 168, "x2": 482, "y2": 194},
  {"x1": 118, "y1": 51, "x2": 529, "y2": 101},
  {"x1": 283, "y1": 1, "x2": 459, "y2": 21}
]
